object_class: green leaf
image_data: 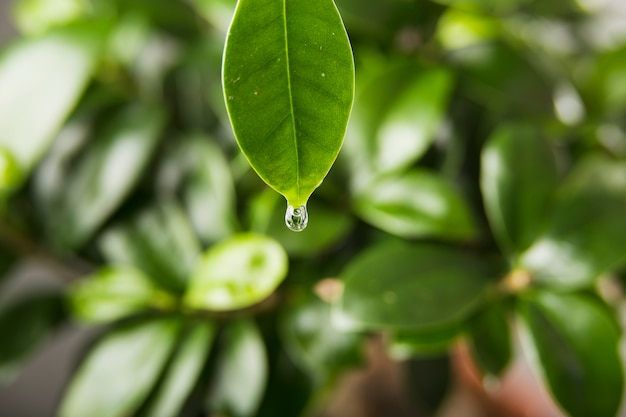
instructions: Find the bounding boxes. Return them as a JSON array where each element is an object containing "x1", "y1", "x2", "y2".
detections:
[
  {"x1": 518, "y1": 291, "x2": 623, "y2": 417},
  {"x1": 143, "y1": 321, "x2": 215, "y2": 417},
  {"x1": 59, "y1": 318, "x2": 181, "y2": 417},
  {"x1": 68, "y1": 266, "x2": 175, "y2": 324},
  {"x1": 100, "y1": 201, "x2": 201, "y2": 293},
  {"x1": 389, "y1": 323, "x2": 462, "y2": 360},
  {"x1": 281, "y1": 297, "x2": 362, "y2": 383},
  {"x1": 208, "y1": 320, "x2": 268, "y2": 417},
  {"x1": 184, "y1": 234, "x2": 288, "y2": 311},
  {"x1": 0, "y1": 292, "x2": 65, "y2": 384},
  {"x1": 521, "y1": 156, "x2": 626, "y2": 289},
  {"x1": 0, "y1": 20, "x2": 106, "y2": 186},
  {"x1": 50, "y1": 103, "x2": 166, "y2": 249},
  {"x1": 336, "y1": 242, "x2": 492, "y2": 330},
  {"x1": 354, "y1": 170, "x2": 477, "y2": 241},
  {"x1": 480, "y1": 124, "x2": 558, "y2": 256},
  {"x1": 222, "y1": 0, "x2": 355, "y2": 208},
  {"x1": 467, "y1": 301, "x2": 512, "y2": 377},
  {"x1": 13, "y1": 0, "x2": 87, "y2": 36}
]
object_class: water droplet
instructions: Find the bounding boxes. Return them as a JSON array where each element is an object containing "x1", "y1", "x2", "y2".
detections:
[{"x1": 285, "y1": 204, "x2": 308, "y2": 232}]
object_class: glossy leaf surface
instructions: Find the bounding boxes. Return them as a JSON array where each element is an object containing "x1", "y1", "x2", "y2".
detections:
[
  {"x1": 355, "y1": 170, "x2": 476, "y2": 240},
  {"x1": 208, "y1": 320, "x2": 267, "y2": 417},
  {"x1": 467, "y1": 301, "x2": 512, "y2": 377},
  {"x1": 521, "y1": 156, "x2": 626, "y2": 289},
  {"x1": 518, "y1": 291, "x2": 623, "y2": 417},
  {"x1": 0, "y1": 20, "x2": 105, "y2": 183},
  {"x1": 337, "y1": 243, "x2": 491, "y2": 330},
  {"x1": 222, "y1": 0, "x2": 354, "y2": 207},
  {"x1": 184, "y1": 234, "x2": 288, "y2": 311},
  {"x1": 59, "y1": 318, "x2": 181, "y2": 417},
  {"x1": 481, "y1": 124, "x2": 558, "y2": 256}
]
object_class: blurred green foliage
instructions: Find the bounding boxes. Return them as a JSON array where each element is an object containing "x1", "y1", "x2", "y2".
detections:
[{"x1": 1, "y1": 0, "x2": 626, "y2": 416}]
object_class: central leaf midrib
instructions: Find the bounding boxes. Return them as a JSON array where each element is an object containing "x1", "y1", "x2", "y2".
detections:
[{"x1": 281, "y1": 0, "x2": 300, "y2": 204}]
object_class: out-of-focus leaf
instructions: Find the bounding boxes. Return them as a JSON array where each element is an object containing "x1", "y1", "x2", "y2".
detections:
[
  {"x1": 59, "y1": 318, "x2": 181, "y2": 417},
  {"x1": 521, "y1": 156, "x2": 626, "y2": 289},
  {"x1": 389, "y1": 323, "x2": 462, "y2": 360},
  {"x1": 355, "y1": 170, "x2": 476, "y2": 241},
  {"x1": 143, "y1": 321, "x2": 215, "y2": 417},
  {"x1": 467, "y1": 301, "x2": 512, "y2": 377},
  {"x1": 222, "y1": 0, "x2": 355, "y2": 208},
  {"x1": 518, "y1": 291, "x2": 623, "y2": 417},
  {"x1": 192, "y1": 0, "x2": 236, "y2": 33},
  {"x1": 100, "y1": 201, "x2": 201, "y2": 293},
  {"x1": 480, "y1": 124, "x2": 558, "y2": 256},
  {"x1": 115, "y1": 0, "x2": 200, "y2": 39},
  {"x1": 433, "y1": 0, "x2": 531, "y2": 14},
  {"x1": 0, "y1": 251, "x2": 17, "y2": 285},
  {"x1": 0, "y1": 20, "x2": 107, "y2": 186},
  {"x1": 580, "y1": 46, "x2": 626, "y2": 115},
  {"x1": 184, "y1": 234, "x2": 288, "y2": 311},
  {"x1": 0, "y1": 147, "x2": 22, "y2": 192},
  {"x1": 336, "y1": 242, "x2": 492, "y2": 330},
  {"x1": 250, "y1": 191, "x2": 353, "y2": 257},
  {"x1": 50, "y1": 104, "x2": 165, "y2": 249},
  {"x1": 13, "y1": 0, "x2": 87, "y2": 36},
  {"x1": 437, "y1": 8, "x2": 500, "y2": 50},
  {"x1": 68, "y1": 266, "x2": 175, "y2": 324},
  {"x1": 180, "y1": 136, "x2": 238, "y2": 244},
  {"x1": 0, "y1": 292, "x2": 65, "y2": 384},
  {"x1": 281, "y1": 297, "x2": 362, "y2": 383},
  {"x1": 208, "y1": 320, "x2": 267, "y2": 417}
]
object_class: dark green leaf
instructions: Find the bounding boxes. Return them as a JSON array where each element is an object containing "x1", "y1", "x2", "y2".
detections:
[
  {"x1": 521, "y1": 156, "x2": 626, "y2": 289},
  {"x1": 143, "y1": 321, "x2": 215, "y2": 417},
  {"x1": 184, "y1": 234, "x2": 288, "y2": 311},
  {"x1": 208, "y1": 320, "x2": 267, "y2": 417},
  {"x1": 336, "y1": 242, "x2": 491, "y2": 330},
  {"x1": 389, "y1": 323, "x2": 462, "y2": 359},
  {"x1": 222, "y1": 0, "x2": 355, "y2": 207},
  {"x1": 51, "y1": 103, "x2": 166, "y2": 249},
  {"x1": 0, "y1": 20, "x2": 107, "y2": 186},
  {"x1": 480, "y1": 124, "x2": 558, "y2": 256},
  {"x1": 0, "y1": 292, "x2": 65, "y2": 384},
  {"x1": 99, "y1": 200, "x2": 201, "y2": 293},
  {"x1": 355, "y1": 170, "x2": 477, "y2": 241},
  {"x1": 68, "y1": 266, "x2": 175, "y2": 324},
  {"x1": 467, "y1": 301, "x2": 512, "y2": 377},
  {"x1": 59, "y1": 318, "x2": 181, "y2": 417},
  {"x1": 518, "y1": 291, "x2": 623, "y2": 417}
]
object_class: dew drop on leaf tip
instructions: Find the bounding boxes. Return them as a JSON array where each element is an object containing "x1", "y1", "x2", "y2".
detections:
[{"x1": 285, "y1": 204, "x2": 308, "y2": 232}]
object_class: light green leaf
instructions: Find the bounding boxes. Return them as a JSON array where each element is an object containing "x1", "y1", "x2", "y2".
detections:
[
  {"x1": 336, "y1": 242, "x2": 492, "y2": 330},
  {"x1": 99, "y1": 200, "x2": 202, "y2": 293},
  {"x1": 518, "y1": 291, "x2": 623, "y2": 417},
  {"x1": 467, "y1": 301, "x2": 512, "y2": 377},
  {"x1": 143, "y1": 321, "x2": 215, "y2": 417},
  {"x1": 480, "y1": 124, "x2": 558, "y2": 256},
  {"x1": 0, "y1": 292, "x2": 65, "y2": 384},
  {"x1": 13, "y1": 0, "x2": 87, "y2": 36},
  {"x1": 68, "y1": 266, "x2": 175, "y2": 324},
  {"x1": 59, "y1": 318, "x2": 181, "y2": 417},
  {"x1": 222, "y1": 0, "x2": 355, "y2": 208},
  {"x1": 184, "y1": 234, "x2": 288, "y2": 311},
  {"x1": 0, "y1": 20, "x2": 106, "y2": 185},
  {"x1": 355, "y1": 170, "x2": 477, "y2": 241},
  {"x1": 521, "y1": 156, "x2": 626, "y2": 289},
  {"x1": 50, "y1": 103, "x2": 166, "y2": 249},
  {"x1": 208, "y1": 320, "x2": 268, "y2": 417}
]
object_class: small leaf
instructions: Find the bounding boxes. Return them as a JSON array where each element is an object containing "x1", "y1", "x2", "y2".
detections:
[
  {"x1": 521, "y1": 156, "x2": 626, "y2": 289},
  {"x1": 59, "y1": 318, "x2": 181, "y2": 417},
  {"x1": 336, "y1": 242, "x2": 492, "y2": 330},
  {"x1": 355, "y1": 170, "x2": 477, "y2": 241},
  {"x1": 184, "y1": 234, "x2": 288, "y2": 311},
  {"x1": 51, "y1": 103, "x2": 166, "y2": 249},
  {"x1": 222, "y1": 0, "x2": 355, "y2": 208},
  {"x1": 467, "y1": 301, "x2": 512, "y2": 377},
  {"x1": 68, "y1": 266, "x2": 175, "y2": 324},
  {"x1": 480, "y1": 123, "x2": 558, "y2": 256},
  {"x1": 0, "y1": 20, "x2": 106, "y2": 185},
  {"x1": 518, "y1": 291, "x2": 623, "y2": 417},
  {"x1": 100, "y1": 201, "x2": 201, "y2": 293},
  {"x1": 143, "y1": 321, "x2": 215, "y2": 417},
  {"x1": 389, "y1": 323, "x2": 462, "y2": 360},
  {"x1": 208, "y1": 320, "x2": 268, "y2": 417},
  {"x1": 0, "y1": 292, "x2": 65, "y2": 384}
]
